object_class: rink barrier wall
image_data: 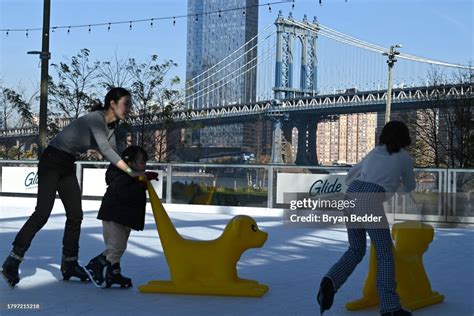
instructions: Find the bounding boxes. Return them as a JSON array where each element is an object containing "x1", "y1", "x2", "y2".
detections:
[{"x1": 0, "y1": 160, "x2": 472, "y2": 224}]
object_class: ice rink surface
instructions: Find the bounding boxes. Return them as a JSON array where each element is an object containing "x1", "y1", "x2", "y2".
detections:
[{"x1": 1, "y1": 197, "x2": 473, "y2": 316}]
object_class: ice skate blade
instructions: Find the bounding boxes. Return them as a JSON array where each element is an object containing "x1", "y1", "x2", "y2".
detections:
[{"x1": 83, "y1": 267, "x2": 105, "y2": 289}]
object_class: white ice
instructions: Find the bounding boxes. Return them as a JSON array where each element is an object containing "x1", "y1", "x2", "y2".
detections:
[{"x1": 1, "y1": 197, "x2": 473, "y2": 315}]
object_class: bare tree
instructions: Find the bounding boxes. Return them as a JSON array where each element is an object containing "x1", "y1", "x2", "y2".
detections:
[
  {"x1": 49, "y1": 48, "x2": 100, "y2": 119},
  {"x1": 97, "y1": 51, "x2": 132, "y2": 90},
  {"x1": 2, "y1": 51, "x2": 191, "y2": 162},
  {"x1": 408, "y1": 67, "x2": 473, "y2": 168},
  {"x1": 0, "y1": 86, "x2": 36, "y2": 159},
  {"x1": 126, "y1": 55, "x2": 188, "y2": 161},
  {"x1": 0, "y1": 89, "x2": 15, "y2": 131},
  {"x1": 444, "y1": 68, "x2": 473, "y2": 168}
]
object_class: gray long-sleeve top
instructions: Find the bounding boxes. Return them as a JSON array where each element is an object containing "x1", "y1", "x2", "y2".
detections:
[
  {"x1": 345, "y1": 145, "x2": 416, "y2": 200},
  {"x1": 48, "y1": 111, "x2": 122, "y2": 165}
]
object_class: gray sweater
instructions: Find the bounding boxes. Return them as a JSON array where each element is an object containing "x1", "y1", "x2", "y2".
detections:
[{"x1": 49, "y1": 111, "x2": 122, "y2": 165}]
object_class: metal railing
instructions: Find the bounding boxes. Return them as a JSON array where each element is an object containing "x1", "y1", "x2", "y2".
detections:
[{"x1": 0, "y1": 160, "x2": 472, "y2": 224}]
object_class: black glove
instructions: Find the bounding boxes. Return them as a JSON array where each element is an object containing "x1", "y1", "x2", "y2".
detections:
[{"x1": 145, "y1": 171, "x2": 159, "y2": 181}]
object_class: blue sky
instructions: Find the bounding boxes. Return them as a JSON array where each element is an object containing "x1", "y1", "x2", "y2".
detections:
[{"x1": 0, "y1": 0, "x2": 472, "y2": 107}]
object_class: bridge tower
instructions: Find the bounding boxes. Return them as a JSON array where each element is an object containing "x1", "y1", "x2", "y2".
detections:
[
  {"x1": 274, "y1": 11, "x2": 318, "y2": 99},
  {"x1": 270, "y1": 12, "x2": 319, "y2": 164}
]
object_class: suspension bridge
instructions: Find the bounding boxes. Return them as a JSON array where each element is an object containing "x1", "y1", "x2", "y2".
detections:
[{"x1": 2, "y1": 11, "x2": 473, "y2": 164}]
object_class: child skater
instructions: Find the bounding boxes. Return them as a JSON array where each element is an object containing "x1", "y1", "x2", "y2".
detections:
[
  {"x1": 85, "y1": 145, "x2": 158, "y2": 288},
  {"x1": 317, "y1": 121, "x2": 416, "y2": 316}
]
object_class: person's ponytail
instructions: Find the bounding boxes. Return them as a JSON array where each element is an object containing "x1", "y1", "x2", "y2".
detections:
[{"x1": 89, "y1": 99, "x2": 105, "y2": 112}]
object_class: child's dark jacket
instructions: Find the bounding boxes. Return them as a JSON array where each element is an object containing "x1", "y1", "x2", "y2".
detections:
[{"x1": 97, "y1": 164, "x2": 146, "y2": 230}]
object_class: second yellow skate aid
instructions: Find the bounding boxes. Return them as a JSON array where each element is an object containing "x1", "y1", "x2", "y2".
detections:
[
  {"x1": 346, "y1": 221, "x2": 444, "y2": 311},
  {"x1": 138, "y1": 181, "x2": 269, "y2": 297}
]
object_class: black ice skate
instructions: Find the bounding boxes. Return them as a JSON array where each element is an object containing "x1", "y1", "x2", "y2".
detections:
[
  {"x1": 84, "y1": 253, "x2": 107, "y2": 287},
  {"x1": 61, "y1": 256, "x2": 89, "y2": 282},
  {"x1": 1, "y1": 247, "x2": 24, "y2": 288},
  {"x1": 381, "y1": 308, "x2": 412, "y2": 316},
  {"x1": 105, "y1": 262, "x2": 132, "y2": 288},
  {"x1": 317, "y1": 276, "x2": 336, "y2": 315}
]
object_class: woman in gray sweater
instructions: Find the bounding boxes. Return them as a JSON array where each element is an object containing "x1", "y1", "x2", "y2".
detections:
[{"x1": 2, "y1": 87, "x2": 143, "y2": 287}]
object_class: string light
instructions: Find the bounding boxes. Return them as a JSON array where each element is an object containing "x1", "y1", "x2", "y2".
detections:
[
  {"x1": 26, "y1": 29, "x2": 28, "y2": 38},
  {"x1": 0, "y1": 1, "x2": 294, "y2": 35},
  {"x1": 292, "y1": 0, "x2": 295, "y2": 10}
]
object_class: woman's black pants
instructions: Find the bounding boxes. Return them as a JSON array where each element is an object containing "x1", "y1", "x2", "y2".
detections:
[{"x1": 12, "y1": 146, "x2": 83, "y2": 257}]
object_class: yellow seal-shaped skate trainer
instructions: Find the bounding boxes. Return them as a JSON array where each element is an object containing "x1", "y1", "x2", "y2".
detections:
[
  {"x1": 138, "y1": 181, "x2": 269, "y2": 297},
  {"x1": 346, "y1": 221, "x2": 444, "y2": 311}
]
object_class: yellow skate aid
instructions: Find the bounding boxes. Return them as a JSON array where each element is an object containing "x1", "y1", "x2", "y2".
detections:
[
  {"x1": 346, "y1": 221, "x2": 444, "y2": 311},
  {"x1": 138, "y1": 181, "x2": 269, "y2": 297}
]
